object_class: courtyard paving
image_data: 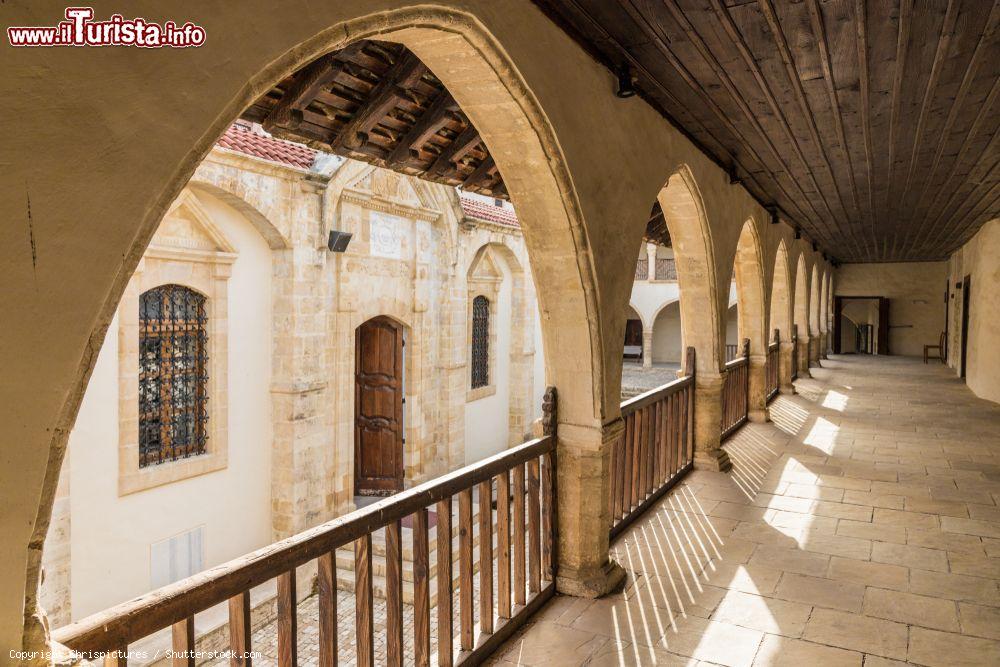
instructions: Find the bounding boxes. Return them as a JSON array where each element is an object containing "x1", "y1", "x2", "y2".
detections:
[
  {"x1": 622, "y1": 362, "x2": 683, "y2": 397},
  {"x1": 489, "y1": 354, "x2": 1000, "y2": 666}
]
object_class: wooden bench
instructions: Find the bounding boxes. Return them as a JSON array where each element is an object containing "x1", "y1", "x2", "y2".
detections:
[{"x1": 924, "y1": 332, "x2": 946, "y2": 364}]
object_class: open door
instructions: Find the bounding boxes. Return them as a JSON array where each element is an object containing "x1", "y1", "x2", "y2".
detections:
[
  {"x1": 355, "y1": 316, "x2": 405, "y2": 495},
  {"x1": 961, "y1": 275, "x2": 971, "y2": 379},
  {"x1": 877, "y1": 297, "x2": 890, "y2": 355}
]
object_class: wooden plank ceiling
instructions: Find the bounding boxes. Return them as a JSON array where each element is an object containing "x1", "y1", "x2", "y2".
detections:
[
  {"x1": 534, "y1": 0, "x2": 1000, "y2": 262},
  {"x1": 241, "y1": 40, "x2": 506, "y2": 199}
]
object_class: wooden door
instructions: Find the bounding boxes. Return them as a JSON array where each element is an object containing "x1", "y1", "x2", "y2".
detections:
[
  {"x1": 355, "y1": 316, "x2": 404, "y2": 495},
  {"x1": 877, "y1": 297, "x2": 890, "y2": 355},
  {"x1": 961, "y1": 276, "x2": 971, "y2": 379},
  {"x1": 833, "y1": 296, "x2": 843, "y2": 354}
]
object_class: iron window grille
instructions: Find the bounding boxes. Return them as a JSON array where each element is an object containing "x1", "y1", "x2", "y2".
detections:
[
  {"x1": 471, "y1": 295, "x2": 490, "y2": 389},
  {"x1": 138, "y1": 285, "x2": 209, "y2": 467}
]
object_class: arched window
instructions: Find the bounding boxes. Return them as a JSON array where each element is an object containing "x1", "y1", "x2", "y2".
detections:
[
  {"x1": 471, "y1": 295, "x2": 490, "y2": 389},
  {"x1": 139, "y1": 285, "x2": 209, "y2": 467}
]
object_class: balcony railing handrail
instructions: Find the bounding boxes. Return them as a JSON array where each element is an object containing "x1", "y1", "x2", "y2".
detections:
[
  {"x1": 620, "y1": 373, "x2": 694, "y2": 415},
  {"x1": 54, "y1": 434, "x2": 555, "y2": 653}
]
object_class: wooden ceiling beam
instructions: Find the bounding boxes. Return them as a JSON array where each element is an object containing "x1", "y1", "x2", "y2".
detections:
[
  {"x1": 854, "y1": 0, "x2": 878, "y2": 260},
  {"x1": 885, "y1": 0, "x2": 913, "y2": 230},
  {"x1": 613, "y1": 0, "x2": 827, "y2": 246},
  {"x1": 461, "y1": 155, "x2": 496, "y2": 189},
  {"x1": 386, "y1": 90, "x2": 458, "y2": 165},
  {"x1": 805, "y1": 0, "x2": 868, "y2": 258},
  {"x1": 263, "y1": 46, "x2": 360, "y2": 132},
  {"x1": 658, "y1": 0, "x2": 846, "y2": 252},
  {"x1": 429, "y1": 124, "x2": 482, "y2": 176},
  {"x1": 909, "y1": 76, "x2": 1000, "y2": 251},
  {"x1": 710, "y1": 0, "x2": 859, "y2": 257},
  {"x1": 756, "y1": 0, "x2": 865, "y2": 258},
  {"x1": 330, "y1": 51, "x2": 425, "y2": 151},
  {"x1": 902, "y1": 2, "x2": 1000, "y2": 257}
]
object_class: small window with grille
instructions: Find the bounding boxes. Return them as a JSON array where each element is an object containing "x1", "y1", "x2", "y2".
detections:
[
  {"x1": 471, "y1": 295, "x2": 490, "y2": 389},
  {"x1": 139, "y1": 285, "x2": 209, "y2": 467}
]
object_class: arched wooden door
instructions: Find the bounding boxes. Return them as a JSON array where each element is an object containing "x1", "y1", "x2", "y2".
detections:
[{"x1": 355, "y1": 316, "x2": 404, "y2": 495}]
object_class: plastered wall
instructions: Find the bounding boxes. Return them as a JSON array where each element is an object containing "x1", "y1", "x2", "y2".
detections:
[
  {"x1": 947, "y1": 218, "x2": 1000, "y2": 404},
  {"x1": 834, "y1": 263, "x2": 947, "y2": 357}
]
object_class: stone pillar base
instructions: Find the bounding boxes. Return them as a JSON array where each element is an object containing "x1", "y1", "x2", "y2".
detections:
[
  {"x1": 748, "y1": 408, "x2": 769, "y2": 423},
  {"x1": 557, "y1": 558, "x2": 627, "y2": 598},
  {"x1": 694, "y1": 447, "x2": 732, "y2": 472},
  {"x1": 779, "y1": 383, "x2": 795, "y2": 395}
]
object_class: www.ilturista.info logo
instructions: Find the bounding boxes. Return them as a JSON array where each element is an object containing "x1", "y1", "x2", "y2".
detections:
[{"x1": 7, "y1": 7, "x2": 206, "y2": 48}]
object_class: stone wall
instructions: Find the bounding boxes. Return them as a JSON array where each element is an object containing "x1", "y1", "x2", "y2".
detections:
[
  {"x1": 38, "y1": 147, "x2": 542, "y2": 626},
  {"x1": 947, "y1": 218, "x2": 1000, "y2": 403},
  {"x1": 834, "y1": 262, "x2": 947, "y2": 357}
]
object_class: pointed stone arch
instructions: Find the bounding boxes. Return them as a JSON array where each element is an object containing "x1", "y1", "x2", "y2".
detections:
[
  {"x1": 769, "y1": 240, "x2": 793, "y2": 339},
  {"x1": 656, "y1": 165, "x2": 721, "y2": 374},
  {"x1": 732, "y1": 218, "x2": 767, "y2": 358}
]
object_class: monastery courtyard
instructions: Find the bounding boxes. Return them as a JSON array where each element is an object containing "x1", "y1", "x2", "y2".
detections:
[{"x1": 487, "y1": 354, "x2": 1000, "y2": 666}]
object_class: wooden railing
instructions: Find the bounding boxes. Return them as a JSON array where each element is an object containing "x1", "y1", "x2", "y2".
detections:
[
  {"x1": 721, "y1": 338, "x2": 750, "y2": 440},
  {"x1": 54, "y1": 413, "x2": 559, "y2": 666},
  {"x1": 791, "y1": 325, "x2": 799, "y2": 380},
  {"x1": 725, "y1": 343, "x2": 740, "y2": 363},
  {"x1": 766, "y1": 329, "x2": 780, "y2": 403},
  {"x1": 609, "y1": 347, "x2": 696, "y2": 539},
  {"x1": 635, "y1": 258, "x2": 648, "y2": 280},
  {"x1": 653, "y1": 257, "x2": 677, "y2": 280}
]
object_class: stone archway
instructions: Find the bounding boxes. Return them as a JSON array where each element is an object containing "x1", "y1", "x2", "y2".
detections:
[
  {"x1": 810, "y1": 264, "x2": 822, "y2": 365},
  {"x1": 731, "y1": 219, "x2": 768, "y2": 421},
  {"x1": 14, "y1": 7, "x2": 622, "y2": 650},
  {"x1": 794, "y1": 253, "x2": 812, "y2": 378},
  {"x1": 655, "y1": 166, "x2": 728, "y2": 470},
  {"x1": 770, "y1": 240, "x2": 795, "y2": 392}
]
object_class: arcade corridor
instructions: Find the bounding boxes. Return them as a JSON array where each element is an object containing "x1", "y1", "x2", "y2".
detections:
[{"x1": 490, "y1": 355, "x2": 1000, "y2": 666}]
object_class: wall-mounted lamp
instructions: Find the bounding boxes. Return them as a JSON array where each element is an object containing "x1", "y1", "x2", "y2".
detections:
[
  {"x1": 794, "y1": 228, "x2": 802, "y2": 240},
  {"x1": 955, "y1": 282, "x2": 963, "y2": 289},
  {"x1": 328, "y1": 230, "x2": 353, "y2": 253},
  {"x1": 766, "y1": 205, "x2": 779, "y2": 225},
  {"x1": 615, "y1": 64, "x2": 637, "y2": 98}
]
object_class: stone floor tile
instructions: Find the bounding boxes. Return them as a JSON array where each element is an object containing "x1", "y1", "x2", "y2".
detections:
[
  {"x1": 871, "y1": 541, "x2": 949, "y2": 572},
  {"x1": 905, "y1": 527, "x2": 985, "y2": 554},
  {"x1": 496, "y1": 621, "x2": 608, "y2": 666},
  {"x1": 658, "y1": 617, "x2": 764, "y2": 667},
  {"x1": 903, "y1": 496, "x2": 970, "y2": 518},
  {"x1": 825, "y1": 556, "x2": 908, "y2": 592},
  {"x1": 801, "y1": 608, "x2": 908, "y2": 659},
  {"x1": 966, "y1": 503, "x2": 1000, "y2": 523},
  {"x1": 836, "y1": 519, "x2": 906, "y2": 544},
  {"x1": 840, "y1": 490, "x2": 905, "y2": 510},
  {"x1": 773, "y1": 572, "x2": 864, "y2": 612},
  {"x1": 861, "y1": 587, "x2": 960, "y2": 632},
  {"x1": 947, "y1": 550, "x2": 1000, "y2": 578},
  {"x1": 872, "y1": 507, "x2": 940, "y2": 530},
  {"x1": 942, "y1": 515, "x2": 1000, "y2": 538},
  {"x1": 746, "y1": 545, "x2": 829, "y2": 577},
  {"x1": 908, "y1": 569, "x2": 1000, "y2": 606},
  {"x1": 710, "y1": 590, "x2": 812, "y2": 638},
  {"x1": 907, "y1": 626, "x2": 1000, "y2": 667},
  {"x1": 751, "y1": 634, "x2": 861, "y2": 667},
  {"x1": 958, "y1": 602, "x2": 1000, "y2": 640}
]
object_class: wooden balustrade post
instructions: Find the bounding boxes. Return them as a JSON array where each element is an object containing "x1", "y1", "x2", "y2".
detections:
[
  {"x1": 317, "y1": 553, "x2": 337, "y2": 667},
  {"x1": 413, "y1": 509, "x2": 431, "y2": 667},
  {"x1": 435, "y1": 499, "x2": 453, "y2": 667},
  {"x1": 746, "y1": 336, "x2": 768, "y2": 423},
  {"x1": 541, "y1": 387, "x2": 558, "y2": 583},
  {"x1": 229, "y1": 591, "x2": 252, "y2": 667},
  {"x1": 386, "y1": 520, "x2": 404, "y2": 666},
  {"x1": 277, "y1": 570, "x2": 297, "y2": 667},
  {"x1": 171, "y1": 617, "x2": 195, "y2": 667},
  {"x1": 355, "y1": 536, "x2": 374, "y2": 667}
]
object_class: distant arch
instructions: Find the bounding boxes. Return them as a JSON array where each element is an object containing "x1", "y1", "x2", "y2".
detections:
[
  {"x1": 732, "y1": 218, "x2": 767, "y2": 357},
  {"x1": 769, "y1": 240, "x2": 792, "y2": 341},
  {"x1": 656, "y1": 166, "x2": 721, "y2": 373}
]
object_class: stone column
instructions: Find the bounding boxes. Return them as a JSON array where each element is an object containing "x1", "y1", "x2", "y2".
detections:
[
  {"x1": 820, "y1": 332, "x2": 829, "y2": 359},
  {"x1": 642, "y1": 330, "x2": 653, "y2": 368},
  {"x1": 779, "y1": 340, "x2": 796, "y2": 394},
  {"x1": 797, "y1": 335, "x2": 812, "y2": 378},
  {"x1": 556, "y1": 419, "x2": 626, "y2": 598},
  {"x1": 646, "y1": 242, "x2": 657, "y2": 282},
  {"x1": 747, "y1": 351, "x2": 769, "y2": 422},
  {"x1": 809, "y1": 335, "x2": 821, "y2": 366},
  {"x1": 693, "y1": 371, "x2": 731, "y2": 471}
]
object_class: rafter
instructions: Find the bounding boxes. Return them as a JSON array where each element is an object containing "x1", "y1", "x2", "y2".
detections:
[
  {"x1": 805, "y1": 0, "x2": 868, "y2": 258},
  {"x1": 429, "y1": 124, "x2": 482, "y2": 176},
  {"x1": 330, "y1": 51, "x2": 425, "y2": 151},
  {"x1": 902, "y1": 1, "x2": 1000, "y2": 257},
  {"x1": 615, "y1": 0, "x2": 838, "y2": 250},
  {"x1": 461, "y1": 155, "x2": 496, "y2": 189},
  {"x1": 711, "y1": 0, "x2": 864, "y2": 258},
  {"x1": 854, "y1": 0, "x2": 878, "y2": 260},
  {"x1": 386, "y1": 90, "x2": 457, "y2": 165}
]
